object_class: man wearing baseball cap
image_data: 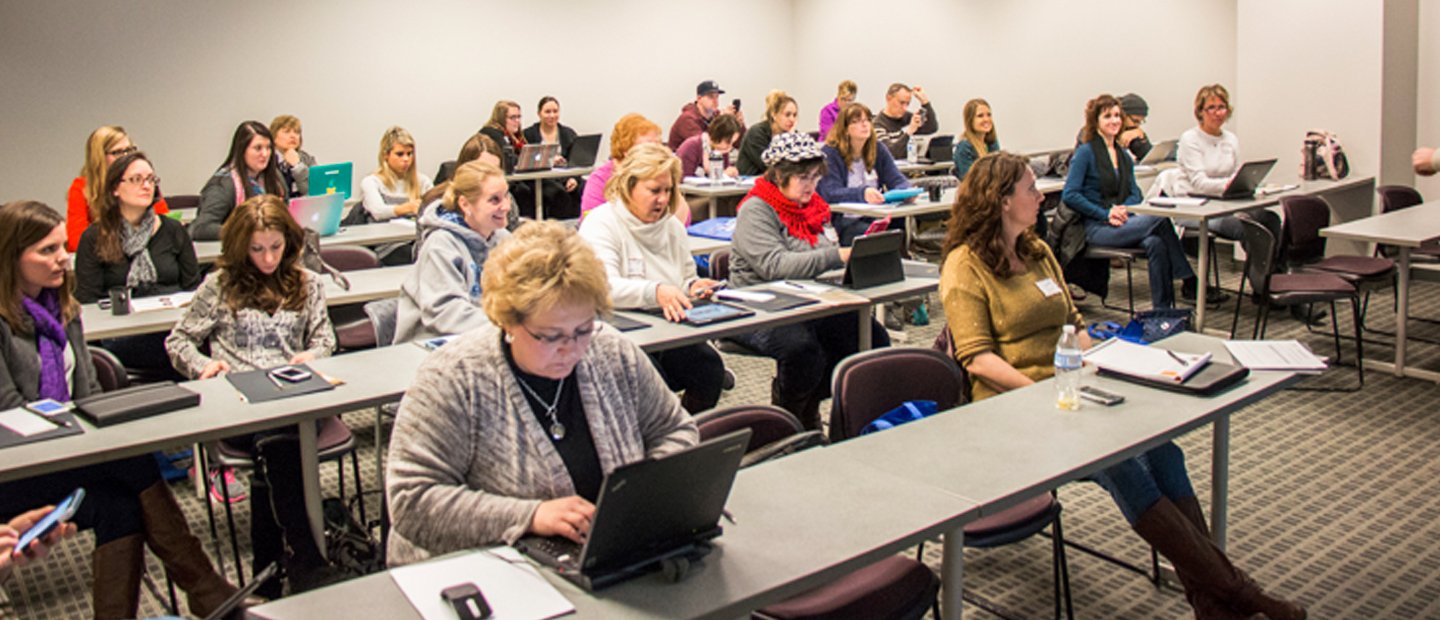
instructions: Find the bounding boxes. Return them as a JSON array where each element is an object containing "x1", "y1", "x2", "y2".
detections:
[
  {"x1": 668, "y1": 80, "x2": 745, "y2": 150},
  {"x1": 1118, "y1": 93, "x2": 1153, "y2": 161}
]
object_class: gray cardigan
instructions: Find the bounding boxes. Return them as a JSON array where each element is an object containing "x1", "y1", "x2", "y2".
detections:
[
  {"x1": 385, "y1": 323, "x2": 698, "y2": 566},
  {"x1": 0, "y1": 315, "x2": 100, "y2": 410},
  {"x1": 729, "y1": 195, "x2": 844, "y2": 287}
]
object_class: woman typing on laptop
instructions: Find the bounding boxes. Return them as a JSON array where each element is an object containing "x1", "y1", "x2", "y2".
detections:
[
  {"x1": 578, "y1": 143, "x2": 726, "y2": 413},
  {"x1": 386, "y1": 222, "x2": 696, "y2": 565},
  {"x1": 942, "y1": 153, "x2": 1304, "y2": 620}
]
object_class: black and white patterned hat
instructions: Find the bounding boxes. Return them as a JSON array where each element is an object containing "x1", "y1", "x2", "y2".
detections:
[{"x1": 761, "y1": 132, "x2": 823, "y2": 167}]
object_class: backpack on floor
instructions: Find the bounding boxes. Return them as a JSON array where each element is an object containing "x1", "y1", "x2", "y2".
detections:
[
  {"x1": 1301, "y1": 130, "x2": 1349, "y2": 181},
  {"x1": 323, "y1": 496, "x2": 383, "y2": 576}
]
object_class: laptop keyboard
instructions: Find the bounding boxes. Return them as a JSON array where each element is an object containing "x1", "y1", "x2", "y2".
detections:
[{"x1": 528, "y1": 537, "x2": 582, "y2": 567}]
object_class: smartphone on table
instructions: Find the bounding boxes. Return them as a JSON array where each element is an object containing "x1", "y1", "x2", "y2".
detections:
[{"x1": 269, "y1": 366, "x2": 313, "y2": 383}]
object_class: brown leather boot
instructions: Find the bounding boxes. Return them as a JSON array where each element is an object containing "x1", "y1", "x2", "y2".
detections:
[
  {"x1": 1133, "y1": 497, "x2": 1305, "y2": 620},
  {"x1": 91, "y1": 534, "x2": 144, "y2": 620},
  {"x1": 137, "y1": 482, "x2": 241, "y2": 617}
]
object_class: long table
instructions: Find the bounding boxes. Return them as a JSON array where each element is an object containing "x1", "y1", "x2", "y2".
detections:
[
  {"x1": 248, "y1": 332, "x2": 1294, "y2": 619},
  {"x1": 508, "y1": 166, "x2": 593, "y2": 221},
  {"x1": 82, "y1": 267, "x2": 410, "y2": 340},
  {"x1": 193, "y1": 220, "x2": 419, "y2": 264},
  {"x1": 1128, "y1": 176, "x2": 1376, "y2": 329},
  {"x1": 1321, "y1": 200, "x2": 1440, "y2": 382}
]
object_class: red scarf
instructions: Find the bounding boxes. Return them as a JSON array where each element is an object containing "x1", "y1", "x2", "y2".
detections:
[{"x1": 742, "y1": 177, "x2": 832, "y2": 246}]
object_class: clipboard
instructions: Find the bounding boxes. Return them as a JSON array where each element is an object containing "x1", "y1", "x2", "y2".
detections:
[
  {"x1": 225, "y1": 364, "x2": 335, "y2": 404},
  {"x1": 1097, "y1": 360, "x2": 1250, "y2": 396}
]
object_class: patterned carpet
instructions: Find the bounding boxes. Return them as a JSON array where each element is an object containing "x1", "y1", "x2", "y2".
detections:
[{"x1": 6, "y1": 252, "x2": 1440, "y2": 619}]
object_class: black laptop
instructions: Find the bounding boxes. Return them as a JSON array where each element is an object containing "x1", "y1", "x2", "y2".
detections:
[
  {"x1": 1189, "y1": 159, "x2": 1277, "y2": 200},
  {"x1": 564, "y1": 133, "x2": 602, "y2": 168},
  {"x1": 920, "y1": 135, "x2": 955, "y2": 164},
  {"x1": 817, "y1": 229, "x2": 905, "y2": 289},
  {"x1": 516, "y1": 429, "x2": 752, "y2": 591}
]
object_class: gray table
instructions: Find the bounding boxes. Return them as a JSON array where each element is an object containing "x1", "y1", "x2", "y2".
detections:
[
  {"x1": 1321, "y1": 200, "x2": 1440, "y2": 382},
  {"x1": 82, "y1": 267, "x2": 409, "y2": 340},
  {"x1": 249, "y1": 444, "x2": 977, "y2": 619},
  {"x1": 193, "y1": 220, "x2": 419, "y2": 264},
  {"x1": 685, "y1": 235, "x2": 729, "y2": 258},
  {"x1": 508, "y1": 166, "x2": 593, "y2": 221},
  {"x1": 1129, "y1": 176, "x2": 1376, "y2": 329}
]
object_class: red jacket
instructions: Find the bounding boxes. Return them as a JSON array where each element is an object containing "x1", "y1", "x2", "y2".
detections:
[{"x1": 667, "y1": 102, "x2": 711, "y2": 151}]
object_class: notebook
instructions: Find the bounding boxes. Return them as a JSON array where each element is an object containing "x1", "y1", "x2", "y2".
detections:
[
  {"x1": 1189, "y1": 159, "x2": 1277, "y2": 200},
  {"x1": 307, "y1": 162, "x2": 354, "y2": 199},
  {"x1": 516, "y1": 429, "x2": 751, "y2": 591},
  {"x1": 288, "y1": 193, "x2": 345, "y2": 236}
]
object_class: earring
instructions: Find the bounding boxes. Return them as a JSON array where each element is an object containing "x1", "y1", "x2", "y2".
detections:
[{"x1": 503, "y1": 332, "x2": 514, "y2": 344}]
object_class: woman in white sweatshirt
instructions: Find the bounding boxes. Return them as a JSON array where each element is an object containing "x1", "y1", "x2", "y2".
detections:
[{"x1": 578, "y1": 143, "x2": 724, "y2": 412}]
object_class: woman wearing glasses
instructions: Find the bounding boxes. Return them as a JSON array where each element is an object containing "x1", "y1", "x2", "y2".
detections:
[
  {"x1": 728, "y1": 132, "x2": 889, "y2": 428},
  {"x1": 66, "y1": 126, "x2": 170, "y2": 252},
  {"x1": 386, "y1": 221, "x2": 697, "y2": 565},
  {"x1": 73, "y1": 152, "x2": 200, "y2": 376}
]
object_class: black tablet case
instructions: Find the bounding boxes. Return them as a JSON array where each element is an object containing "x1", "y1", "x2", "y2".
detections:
[{"x1": 224, "y1": 365, "x2": 334, "y2": 404}]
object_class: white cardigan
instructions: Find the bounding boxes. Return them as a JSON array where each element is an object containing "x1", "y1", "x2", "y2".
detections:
[{"x1": 577, "y1": 201, "x2": 699, "y2": 309}]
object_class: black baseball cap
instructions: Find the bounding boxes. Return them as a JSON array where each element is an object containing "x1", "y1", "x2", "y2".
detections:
[{"x1": 696, "y1": 80, "x2": 725, "y2": 96}]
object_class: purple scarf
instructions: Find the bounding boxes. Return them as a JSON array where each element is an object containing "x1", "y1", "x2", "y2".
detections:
[{"x1": 21, "y1": 289, "x2": 69, "y2": 402}]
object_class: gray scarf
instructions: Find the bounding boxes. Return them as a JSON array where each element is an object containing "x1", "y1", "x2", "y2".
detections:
[{"x1": 122, "y1": 208, "x2": 158, "y2": 290}]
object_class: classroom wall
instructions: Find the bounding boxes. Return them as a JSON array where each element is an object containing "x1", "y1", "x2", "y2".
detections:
[
  {"x1": 789, "y1": 0, "x2": 1238, "y2": 155},
  {"x1": 0, "y1": 0, "x2": 794, "y2": 211},
  {"x1": 1417, "y1": 2, "x2": 1440, "y2": 199}
]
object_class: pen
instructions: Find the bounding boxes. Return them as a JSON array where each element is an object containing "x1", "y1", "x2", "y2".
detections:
[
  {"x1": 1166, "y1": 350, "x2": 1189, "y2": 366},
  {"x1": 780, "y1": 280, "x2": 809, "y2": 291},
  {"x1": 267, "y1": 371, "x2": 284, "y2": 390},
  {"x1": 721, "y1": 509, "x2": 737, "y2": 525}
]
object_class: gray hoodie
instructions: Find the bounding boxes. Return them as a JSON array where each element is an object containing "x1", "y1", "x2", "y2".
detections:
[{"x1": 392, "y1": 207, "x2": 510, "y2": 344}]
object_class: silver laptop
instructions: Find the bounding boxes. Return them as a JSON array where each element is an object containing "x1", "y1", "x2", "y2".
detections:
[
  {"x1": 514, "y1": 143, "x2": 561, "y2": 172},
  {"x1": 1189, "y1": 159, "x2": 1277, "y2": 200},
  {"x1": 287, "y1": 193, "x2": 345, "y2": 236},
  {"x1": 1138, "y1": 139, "x2": 1178, "y2": 166}
]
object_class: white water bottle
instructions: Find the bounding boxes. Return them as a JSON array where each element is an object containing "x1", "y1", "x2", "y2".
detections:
[
  {"x1": 1054, "y1": 325, "x2": 1082, "y2": 410},
  {"x1": 906, "y1": 137, "x2": 918, "y2": 164}
]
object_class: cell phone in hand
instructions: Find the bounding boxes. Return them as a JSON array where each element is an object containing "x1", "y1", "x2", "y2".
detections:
[
  {"x1": 14, "y1": 488, "x2": 84, "y2": 556},
  {"x1": 732, "y1": 98, "x2": 741, "y2": 111},
  {"x1": 864, "y1": 216, "x2": 893, "y2": 235}
]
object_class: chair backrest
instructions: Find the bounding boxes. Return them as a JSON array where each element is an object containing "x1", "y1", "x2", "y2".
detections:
[
  {"x1": 709, "y1": 248, "x2": 731, "y2": 282},
  {"x1": 165, "y1": 194, "x2": 201, "y2": 211},
  {"x1": 1238, "y1": 218, "x2": 1279, "y2": 298},
  {"x1": 694, "y1": 405, "x2": 804, "y2": 452},
  {"x1": 1377, "y1": 184, "x2": 1424, "y2": 214},
  {"x1": 320, "y1": 245, "x2": 380, "y2": 272},
  {"x1": 90, "y1": 346, "x2": 130, "y2": 392},
  {"x1": 829, "y1": 347, "x2": 966, "y2": 443},
  {"x1": 434, "y1": 160, "x2": 458, "y2": 185},
  {"x1": 365, "y1": 297, "x2": 401, "y2": 346},
  {"x1": 1280, "y1": 194, "x2": 1330, "y2": 266}
]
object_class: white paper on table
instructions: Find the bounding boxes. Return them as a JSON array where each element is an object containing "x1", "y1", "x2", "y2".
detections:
[
  {"x1": 1223, "y1": 340, "x2": 1328, "y2": 371},
  {"x1": 1083, "y1": 339, "x2": 1211, "y2": 383},
  {"x1": 714, "y1": 289, "x2": 775, "y2": 303},
  {"x1": 682, "y1": 176, "x2": 715, "y2": 186},
  {"x1": 1149, "y1": 196, "x2": 1208, "y2": 208},
  {"x1": 129, "y1": 292, "x2": 195, "y2": 313},
  {"x1": 390, "y1": 547, "x2": 575, "y2": 620},
  {"x1": 0, "y1": 408, "x2": 61, "y2": 436}
]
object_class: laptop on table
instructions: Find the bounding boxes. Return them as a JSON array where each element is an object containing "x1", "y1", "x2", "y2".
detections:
[
  {"x1": 922, "y1": 135, "x2": 955, "y2": 164},
  {"x1": 563, "y1": 134, "x2": 602, "y2": 168},
  {"x1": 817, "y1": 229, "x2": 906, "y2": 289},
  {"x1": 288, "y1": 193, "x2": 345, "y2": 236},
  {"x1": 516, "y1": 429, "x2": 751, "y2": 591},
  {"x1": 514, "y1": 144, "x2": 562, "y2": 172},
  {"x1": 1137, "y1": 139, "x2": 1178, "y2": 166},
  {"x1": 307, "y1": 162, "x2": 353, "y2": 199},
  {"x1": 1188, "y1": 159, "x2": 1277, "y2": 200}
]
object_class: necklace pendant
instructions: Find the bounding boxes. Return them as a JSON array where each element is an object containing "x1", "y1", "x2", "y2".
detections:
[{"x1": 549, "y1": 422, "x2": 567, "y2": 441}]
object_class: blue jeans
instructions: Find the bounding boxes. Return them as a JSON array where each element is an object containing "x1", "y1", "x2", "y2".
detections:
[
  {"x1": 1086, "y1": 214, "x2": 1195, "y2": 308},
  {"x1": 1088, "y1": 441, "x2": 1197, "y2": 525}
]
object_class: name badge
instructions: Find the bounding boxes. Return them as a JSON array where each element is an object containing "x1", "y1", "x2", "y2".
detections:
[
  {"x1": 626, "y1": 257, "x2": 646, "y2": 278},
  {"x1": 823, "y1": 226, "x2": 839, "y2": 243},
  {"x1": 1036, "y1": 278, "x2": 1063, "y2": 297}
]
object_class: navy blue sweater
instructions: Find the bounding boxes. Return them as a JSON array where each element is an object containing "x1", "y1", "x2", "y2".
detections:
[
  {"x1": 1061, "y1": 142, "x2": 1142, "y2": 222},
  {"x1": 817, "y1": 144, "x2": 911, "y2": 204}
]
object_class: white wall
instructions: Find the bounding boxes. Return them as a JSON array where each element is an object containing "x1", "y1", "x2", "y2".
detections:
[
  {"x1": 790, "y1": 0, "x2": 1236, "y2": 155},
  {"x1": 1235, "y1": 1, "x2": 1385, "y2": 195},
  {"x1": 0, "y1": 0, "x2": 793, "y2": 210},
  {"x1": 1417, "y1": 2, "x2": 1440, "y2": 198}
]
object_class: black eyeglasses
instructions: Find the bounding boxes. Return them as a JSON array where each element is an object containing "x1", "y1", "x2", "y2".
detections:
[
  {"x1": 122, "y1": 175, "x2": 160, "y2": 187},
  {"x1": 520, "y1": 320, "x2": 602, "y2": 348},
  {"x1": 107, "y1": 146, "x2": 138, "y2": 157}
]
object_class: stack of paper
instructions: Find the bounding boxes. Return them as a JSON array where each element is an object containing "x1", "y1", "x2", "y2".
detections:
[
  {"x1": 129, "y1": 291, "x2": 194, "y2": 313},
  {"x1": 1083, "y1": 339, "x2": 1212, "y2": 383},
  {"x1": 390, "y1": 547, "x2": 575, "y2": 620},
  {"x1": 1223, "y1": 340, "x2": 1328, "y2": 371}
]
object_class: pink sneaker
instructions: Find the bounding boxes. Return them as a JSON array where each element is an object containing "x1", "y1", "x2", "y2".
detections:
[{"x1": 208, "y1": 467, "x2": 248, "y2": 504}]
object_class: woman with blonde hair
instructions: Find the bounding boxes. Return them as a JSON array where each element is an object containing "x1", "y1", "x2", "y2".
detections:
[
  {"x1": 356, "y1": 126, "x2": 432, "y2": 222},
  {"x1": 953, "y1": 98, "x2": 1000, "y2": 181},
  {"x1": 386, "y1": 221, "x2": 698, "y2": 565},
  {"x1": 579, "y1": 143, "x2": 726, "y2": 412},
  {"x1": 167, "y1": 195, "x2": 340, "y2": 597},
  {"x1": 944, "y1": 151, "x2": 1304, "y2": 620},
  {"x1": 66, "y1": 126, "x2": 170, "y2": 251},
  {"x1": 269, "y1": 114, "x2": 316, "y2": 196},
  {"x1": 736, "y1": 90, "x2": 800, "y2": 176},
  {"x1": 818, "y1": 80, "x2": 857, "y2": 142},
  {"x1": 394, "y1": 160, "x2": 512, "y2": 343}
]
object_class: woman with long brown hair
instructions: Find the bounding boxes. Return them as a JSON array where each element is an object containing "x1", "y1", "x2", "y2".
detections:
[
  {"x1": 166, "y1": 195, "x2": 340, "y2": 597},
  {"x1": 943, "y1": 152, "x2": 1303, "y2": 620}
]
